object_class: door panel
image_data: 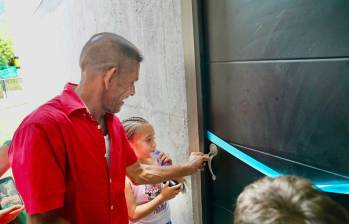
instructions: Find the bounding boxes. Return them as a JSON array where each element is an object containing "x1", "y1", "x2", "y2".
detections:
[
  {"x1": 209, "y1": 61, "x2": 349, "y2": 175},
  {"x1": 210, "y1": 149, "x2": 264, "y2": 224},
  {"x1": 202, "y1": 0, "x2": 349, "y2": 223},
  {"x1": 206, "y1": 0, "x2": 349, "y2": 61}
]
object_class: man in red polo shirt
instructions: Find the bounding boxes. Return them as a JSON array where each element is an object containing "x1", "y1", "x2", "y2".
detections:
[{"x1": 9, "y1": 33, "x2": 208, "y2": 224}]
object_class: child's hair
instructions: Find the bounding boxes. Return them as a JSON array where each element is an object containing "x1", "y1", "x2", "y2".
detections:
[
  {"x1": 122, "y1": 116, "x2": 149, "y2": 139},
  {"x1": 234, "y1": 175, "x2": 349, "y2": 224}
]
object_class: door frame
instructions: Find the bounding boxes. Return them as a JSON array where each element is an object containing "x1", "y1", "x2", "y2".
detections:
[{"x1": 180, "y1": 1, "x2": 210, "y2": 223}]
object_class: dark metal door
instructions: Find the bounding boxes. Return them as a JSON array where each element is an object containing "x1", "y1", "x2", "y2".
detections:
[{"x1": 202, "y1": 1, "x2": 349, "y2": 223}]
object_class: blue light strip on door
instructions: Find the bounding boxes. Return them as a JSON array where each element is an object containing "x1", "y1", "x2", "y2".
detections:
[{"x1": 207, "y1": 130, "x2": 349, "y2": 195}]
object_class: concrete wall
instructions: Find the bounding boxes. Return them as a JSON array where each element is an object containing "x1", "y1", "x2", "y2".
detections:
[{"x1": 5, "y1": 0, "x2": 196, "y2": 223}]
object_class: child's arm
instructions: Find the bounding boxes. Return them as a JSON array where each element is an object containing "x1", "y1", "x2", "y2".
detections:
[
  {"x1": 0, "y1": 205, "x2": 24, "y2": 224},
  {"x1": 157, "y1": 151, "x2": 172, "y2": 166},
  {"x1": 0, "y1": 142, "x2": 11, "y2": 176},
  {"x1": 157, "y1": 151, "x2": 184, "y2": 185},
  {"x1": 125, "y1": 178, "x2": 181, "y2": 222}
]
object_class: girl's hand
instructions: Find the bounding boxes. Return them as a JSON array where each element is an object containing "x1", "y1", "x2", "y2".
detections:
[
  {"x1": 158, "y1": 152, "x2": 172, "y2": 166},
  {"x1": 0, "y1": 205, "x2": 24, "y2": 224},
  {"x1": 159, "y1": 182, "x2": 181, "y2": 202}
]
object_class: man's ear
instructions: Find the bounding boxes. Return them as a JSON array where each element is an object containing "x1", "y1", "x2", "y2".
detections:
[{"x1": 103, "y1": 67, "x2": 118, "y2": 90}]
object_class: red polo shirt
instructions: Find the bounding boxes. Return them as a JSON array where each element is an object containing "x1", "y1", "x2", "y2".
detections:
[{"x1": 9, "y1": 83, "x2": 138, "y2": 224}]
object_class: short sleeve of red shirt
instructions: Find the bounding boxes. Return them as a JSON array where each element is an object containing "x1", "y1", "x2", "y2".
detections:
[{"x1": 9, "y1": 123, "x2": 66, "y2": 214}]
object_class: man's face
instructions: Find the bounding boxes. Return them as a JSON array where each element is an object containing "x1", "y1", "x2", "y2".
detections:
[{"x1": 104, "y1": 62, "x2": 139, "y2": 113}]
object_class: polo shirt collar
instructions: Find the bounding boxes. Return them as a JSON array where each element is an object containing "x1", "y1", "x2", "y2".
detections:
[{"x1": 60, "y1": 82, "x2": 88, "y2": 116}]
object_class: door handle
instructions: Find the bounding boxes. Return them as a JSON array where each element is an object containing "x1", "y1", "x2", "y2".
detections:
[{"x1": 208, "y1": 143, "x2": 218, "y2": 181}]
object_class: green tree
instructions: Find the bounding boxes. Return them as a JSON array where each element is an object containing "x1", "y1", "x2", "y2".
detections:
[{"x1": 0, "y1": 38, "x2": 14, "y2": 67}]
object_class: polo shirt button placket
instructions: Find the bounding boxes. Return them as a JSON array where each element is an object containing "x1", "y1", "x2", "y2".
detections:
[{"x1": 109, "y1": 178, "x2": 112, "y2": 184}]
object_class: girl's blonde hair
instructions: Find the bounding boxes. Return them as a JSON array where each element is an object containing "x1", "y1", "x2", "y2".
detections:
[{"x1": 122, "y1": 117, "x2": 149, "y2": 139}]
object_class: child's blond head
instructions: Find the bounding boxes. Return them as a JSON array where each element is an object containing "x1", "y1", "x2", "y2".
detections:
[{"x1": 234, "y1": 175, "x2": 349, "y2": 224}]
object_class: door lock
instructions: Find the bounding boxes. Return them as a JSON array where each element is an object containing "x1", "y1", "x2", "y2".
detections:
[{"x1": 208, "y1": 143, "x2": 218, "y2": 181}]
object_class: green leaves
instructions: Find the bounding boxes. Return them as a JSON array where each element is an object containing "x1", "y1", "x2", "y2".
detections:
[{"x1": 0, "y1": 38, "x2": 14, "y2": 66}]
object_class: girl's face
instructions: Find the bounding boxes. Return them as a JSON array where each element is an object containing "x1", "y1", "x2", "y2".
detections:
[{"x1": 129, "y1": 123, "x2": 157, "y2": 159}]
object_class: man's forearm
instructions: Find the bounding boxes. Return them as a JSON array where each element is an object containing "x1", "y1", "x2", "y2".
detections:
[
  {"x1": 127, "y1": 152, "x2": 208, "y2": 185},
  {"x1": 129, "y1": 163, "x2": 194, "y2": 185}
]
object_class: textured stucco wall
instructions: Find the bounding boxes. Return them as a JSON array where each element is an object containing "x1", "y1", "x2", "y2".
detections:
[{"x1": 5, "y1": 0, "x2": 195, "y2": 223}]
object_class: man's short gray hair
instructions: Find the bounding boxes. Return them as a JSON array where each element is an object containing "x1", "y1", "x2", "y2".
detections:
[{"x1": 79, "y1": 32, "x2": 143, "y2": 73}]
